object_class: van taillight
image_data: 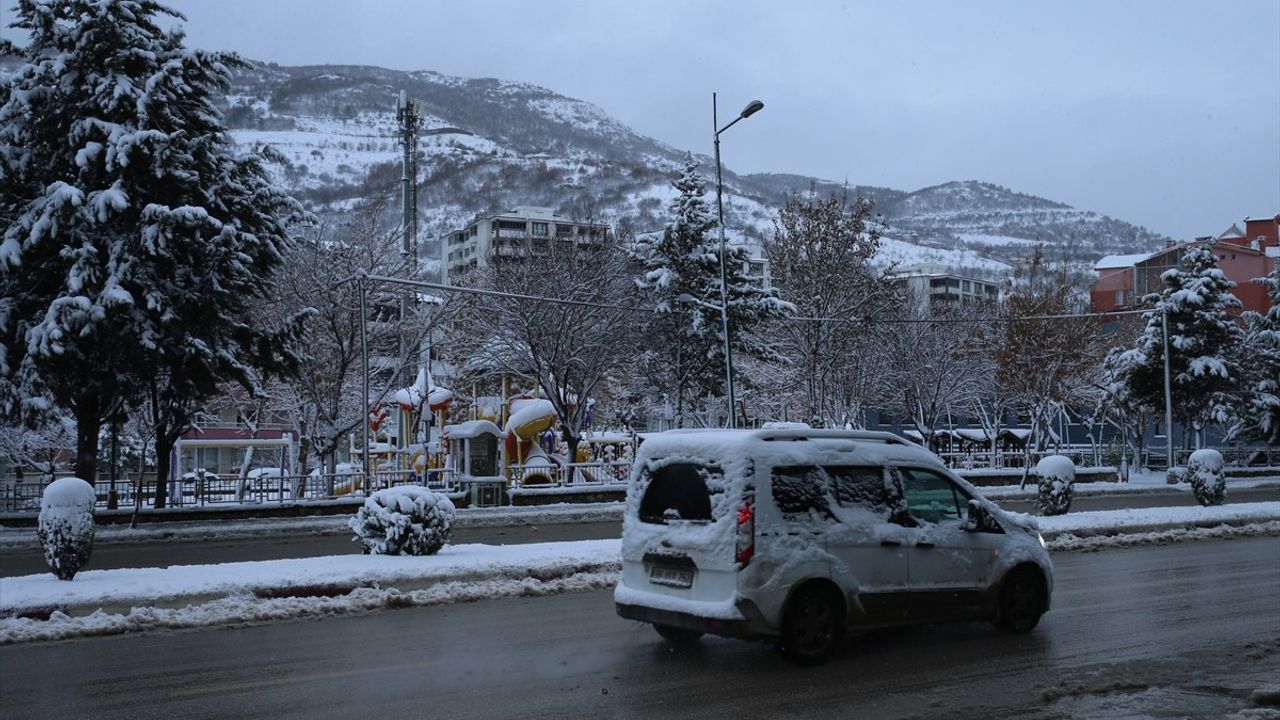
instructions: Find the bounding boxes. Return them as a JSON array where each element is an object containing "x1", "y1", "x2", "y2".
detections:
[{"x1": 735, "y1": 496, "x2": 754, "y2": 568}]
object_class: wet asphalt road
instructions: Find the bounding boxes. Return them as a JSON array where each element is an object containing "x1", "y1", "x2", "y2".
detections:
[
  {"x1": 1, "y1": 537, "x2": 1277, "y2": 719},
  {"x1": 2, "y1": 487, "x2": 1278, "y2": 577}
]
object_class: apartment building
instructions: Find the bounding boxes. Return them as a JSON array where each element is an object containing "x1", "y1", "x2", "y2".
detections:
[
  {"x1": 441, "y1": 206, "x2": 610, "y2": 282},
  {"x1": 889, "y1": 263, "x2": 1001, "y2": 312}
]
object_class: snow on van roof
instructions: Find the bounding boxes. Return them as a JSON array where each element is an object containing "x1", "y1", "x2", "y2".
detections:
[{"x1": 635, "y1": 428, "x2": 940, "y2": 469}]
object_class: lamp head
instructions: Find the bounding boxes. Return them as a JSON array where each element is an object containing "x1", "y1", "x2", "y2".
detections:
[{"x1": 740, "y1": 100, "x2": 764, "y2": 118}]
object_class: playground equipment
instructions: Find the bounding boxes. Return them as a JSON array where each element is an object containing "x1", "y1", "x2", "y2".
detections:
[{"x1": 504, "y1": 397, "x2": 559, "y2": 485}]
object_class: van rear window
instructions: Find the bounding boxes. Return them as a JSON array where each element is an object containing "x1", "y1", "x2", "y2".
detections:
[{"x1": 638, "y1": 463, "x2": 719, "y2": 524}]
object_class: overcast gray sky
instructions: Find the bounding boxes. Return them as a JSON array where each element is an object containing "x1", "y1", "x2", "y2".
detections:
[{"x1": 7, "y1": 0, "x2": 1278, "y2": 239}]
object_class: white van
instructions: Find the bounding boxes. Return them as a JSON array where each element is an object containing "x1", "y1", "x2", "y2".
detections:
[{"x1": 614, "y1": 428, "x2": 1053, "y2": 664}]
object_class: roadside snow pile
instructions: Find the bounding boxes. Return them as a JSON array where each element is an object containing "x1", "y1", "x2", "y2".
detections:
[
  {"x1": 349, "y1": 486, "x2": 454, "y2": 555},
  {"x1": 1048, "y1": 520, "x2": 1280, "y2": 552},
  {"x1": 3, "y1": 502, "x2": 1280, "y2": 643},
  {"x1": 1035, "y1": 455, "x2": 1075, "y2": 516},
  {"x1": 36, "y1": 478, "x2": 96, "y2": 581},
  {"x1": 1188, "y1": 449, "x2": 1227, "y2": 507},
  {"x1": 1035, "y1": 502, "x2": 1280, "y2": 536},
  {"x1": 0, "y1": 539, "x2": 622, "y2": 620},
  {"x1": 0, "y1": 567, "x2": 620, "y2": 644}
]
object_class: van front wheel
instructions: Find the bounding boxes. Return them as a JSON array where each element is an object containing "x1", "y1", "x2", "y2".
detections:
[
  {"x1": 996, "y1": 567, "x2": 1045, "y2": 633},
  {"x1": 780, "y1": 586, "x2": 843, "y2": 665},
  {"x1": 653, "y1": 624, "x2": 704, "y2": 644}
]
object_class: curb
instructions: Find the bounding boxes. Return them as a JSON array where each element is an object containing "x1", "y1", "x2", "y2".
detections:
[
  {"x1": 3, "y1": 559, "x2": 624, "y2": 621},
  {"x1": 6, "y1": 511, "x2": 1280, "y2": 623}
]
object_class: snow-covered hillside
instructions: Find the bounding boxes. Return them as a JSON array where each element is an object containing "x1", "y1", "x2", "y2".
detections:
[{"x1": 215, "y1": 61, "x2": 1169, "y2": 277}]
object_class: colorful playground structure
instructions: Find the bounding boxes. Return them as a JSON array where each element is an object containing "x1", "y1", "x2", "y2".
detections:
[{"x1": 352, "y1": 370, "x2": 636, "y2": 505}]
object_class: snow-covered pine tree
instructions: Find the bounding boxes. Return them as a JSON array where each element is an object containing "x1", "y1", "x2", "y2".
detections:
[
  {"x1": 1230, "y1": 260, "x2": 1280, "y2": 444},
  {"x1": 0, "y1": 0, "x2": 306, "y2": 490},
  {"x1": 1111, "y1": 242, "x2": 1246, "y2": 447},
  {"x1": 631, "y1": 155, "x2": 791, "y2": 426}
]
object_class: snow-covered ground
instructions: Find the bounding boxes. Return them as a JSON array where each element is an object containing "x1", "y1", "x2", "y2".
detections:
[{"x1": 2, "y1": 501, "x2": 1278, "y2": 643}]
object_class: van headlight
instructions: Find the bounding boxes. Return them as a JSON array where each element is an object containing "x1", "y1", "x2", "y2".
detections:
[{"x1": 1037, "y1": 533, "x2": 1047, "y2": 549}]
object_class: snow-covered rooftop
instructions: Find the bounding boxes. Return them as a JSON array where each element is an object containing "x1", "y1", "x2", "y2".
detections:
[
  {"x1": 443, "y1": 420, "x2": 503, "y2": 439},
  {"x1": 1094, "y1": 253, "x2": 1150, "y2": 270}
]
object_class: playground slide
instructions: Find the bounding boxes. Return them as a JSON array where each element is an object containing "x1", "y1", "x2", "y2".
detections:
[{"x1": 505, "y1": 399, "x2": 558, "y2": 483}]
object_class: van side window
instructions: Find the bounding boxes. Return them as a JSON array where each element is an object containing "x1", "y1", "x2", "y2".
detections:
[
  {"x1": 771, "y1": 466, "x2": 834, "y2": 522},
  {"x1": 826, "y1": 466, "x2": 891, "y2": 516},
  {"x1": 638, "y1": 463, "x2": 719, "y2": 524},
  {"x1": 898, "y1": 468, "x2": 968, "y2": 524}
]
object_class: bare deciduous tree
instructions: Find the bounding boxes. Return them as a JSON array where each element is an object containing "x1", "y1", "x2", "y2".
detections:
[
  {"x1": 765, "y1": 190, "x2": 898, "y2": 427},
  {"x1": 271, "y1": 202, "x2": 453, "y2": 477},
  {"x1": 453, "y1": 230, "x2": 637, "y2": 471}
]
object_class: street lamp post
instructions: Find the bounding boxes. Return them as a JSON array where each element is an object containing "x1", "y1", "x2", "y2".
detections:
[{"x1": 712, "y1": 93, "x2": 764, "y2": 429}]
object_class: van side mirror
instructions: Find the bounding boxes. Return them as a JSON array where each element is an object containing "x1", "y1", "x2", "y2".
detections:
[{"x1": 962, "y1": 500, "x2": 989, "y2": 532}]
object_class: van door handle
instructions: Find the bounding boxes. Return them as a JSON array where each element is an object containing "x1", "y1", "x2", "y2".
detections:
[
  {"x1": 880, "y1": 540, "x2": 901, "y2": 547},
  {"x1": 916, "y1": 541, "x2": 935, "y2": 549}
]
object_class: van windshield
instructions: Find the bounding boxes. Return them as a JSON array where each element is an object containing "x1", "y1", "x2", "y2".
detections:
[{"x1": 638, "y1": 463, "x2": 721, "y2": 524}]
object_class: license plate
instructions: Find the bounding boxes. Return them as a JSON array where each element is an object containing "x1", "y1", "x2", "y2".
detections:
[{"x1": 648, "y1": 565, "x2": 694, "y2": 588}]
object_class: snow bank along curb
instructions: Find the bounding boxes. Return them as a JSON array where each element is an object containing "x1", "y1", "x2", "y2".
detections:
[
  {"x1": 0, "y1": 539, "x2": 621, "y2": 620},
  {"x1": 2, "y1": 502, "x2": 1279, "y2": 643},
  {"x1": 0, "y1": 502, "x2": 626, "y2": 549},
  {"x1": 1033, "y1": 501, "x2": 1280, "y2": 538}
]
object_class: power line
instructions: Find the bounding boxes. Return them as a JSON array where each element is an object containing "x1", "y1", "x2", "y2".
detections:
[{"x1": 359, "y1": 273, "x2": 1152, "y2": 325}]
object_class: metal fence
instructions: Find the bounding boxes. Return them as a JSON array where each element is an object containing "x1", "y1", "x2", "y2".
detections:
[
  {"x1": 939, "y1": 445, "x2": 1280, "y2": 471},
  {"x1": 1, "y1": 461, "x2": 630, "y2": 513},
  {"x1": 936, "y1": 448, "x2": 1106, "y2": 470},
  {"x1": 508, "y1": 461, "x2": 631, "y2": 489},
  {"x1": 0, "y1": 469, "x2": 462, "y2": 514}
]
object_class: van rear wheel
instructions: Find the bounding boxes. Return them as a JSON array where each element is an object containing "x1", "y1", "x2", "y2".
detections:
[
  {"x1": 780, "y1": 586, "x2": 843, "y2": 665},
  {"x1": 653, "y1": 624, "x2": 704, "y2": 644}
]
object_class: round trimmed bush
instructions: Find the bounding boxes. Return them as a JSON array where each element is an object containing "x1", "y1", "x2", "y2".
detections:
[
  {"x1": 1034, "y1": 455, "x2": 1075, "y2": 516},
  {"x1": 1187, "y1": 449, "x2": 1226, "y2": 507},
  {"x1": 37, "y1": 477, "x2": 96, "y2": 580},
  {"x1": 349, "y1": 486, "x2": 455, "y2": 555}
]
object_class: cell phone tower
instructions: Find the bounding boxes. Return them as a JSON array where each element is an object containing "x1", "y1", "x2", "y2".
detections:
[
  {"x1": 395, "y1": 90, "x2": 423, "y2": 398},
  {"x1": 396, "y1": 89, "x2": 421, "y2": 258}
]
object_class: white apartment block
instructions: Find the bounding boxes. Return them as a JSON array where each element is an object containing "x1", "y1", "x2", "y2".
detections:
[
  {"x1": 889, "y1": 263, "x2": 1001, "y2": 312},
  {"x1": 441, "y1": 206, "x2": 610, "y2": 281}
]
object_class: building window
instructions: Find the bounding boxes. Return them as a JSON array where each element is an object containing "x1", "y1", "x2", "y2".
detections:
[
  {"x1": 497, "y1": 220, "x2": 525, "y2": 231},
  {"x1": 1115, "y1": 289, "x2": 1126, "y2": 305},
  {"x1": 531, "y1": 222, "x2": 548, "y2": 237}
]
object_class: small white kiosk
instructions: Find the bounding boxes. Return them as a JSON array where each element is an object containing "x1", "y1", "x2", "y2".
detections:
[{"x1": 442, "y1": 420, "x2": 505, "y2": 507}]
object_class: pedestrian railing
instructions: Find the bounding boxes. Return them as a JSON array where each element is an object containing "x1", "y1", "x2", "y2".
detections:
[
  {"x1": 509, "y1": 462, "x2": 630, "y2": 489},
  {"x1": 936, "y1": 448, "x2": 1105, "y2": 470},
  {"x1": 0, "y1": 468, "x2": 463, "y2": 513}
]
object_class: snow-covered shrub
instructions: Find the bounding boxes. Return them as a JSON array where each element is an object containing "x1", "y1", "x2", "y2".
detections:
[
  {"x1": 1167, "y1": 466, "x2": 1188, "y2": 484},
  {"x1": 36, "y1": 478, "x2": 96, "y2": 580},
  {"x1": 1187, "y1": 449, "x2": 1226, "y2": 506},
  {"x1": 1034, "y1": 455, "x2": 1075, "y2": 516},
  {"x1": 349, "y1": 486, "x2": 455, "y2": 556}
]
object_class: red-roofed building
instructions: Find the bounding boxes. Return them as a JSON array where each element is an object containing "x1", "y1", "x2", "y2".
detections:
[{"x1": 1090, "y1": 214, "x2": 1279, "y2": 317}]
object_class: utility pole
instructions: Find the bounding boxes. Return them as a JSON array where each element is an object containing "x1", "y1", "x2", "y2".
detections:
[{"x1": 1161, "y1": 304, "x2": 1174, "y2": 469}]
